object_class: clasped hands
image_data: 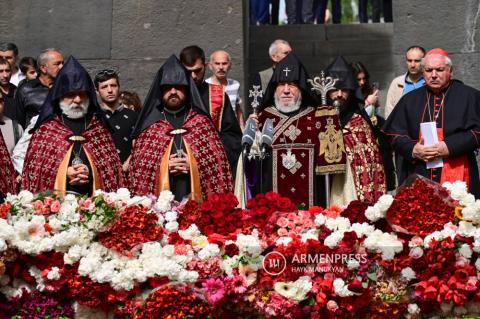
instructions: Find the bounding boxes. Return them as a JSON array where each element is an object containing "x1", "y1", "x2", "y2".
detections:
[
  {"x1": 412, "y1": 139, "x2": 449, "y2": 162},
  {"x1": 169, "y1": 151, "x2": 190, "y2": 175},
  {"x1": 67, "y1": 164, "x2": 90, "y2": 186}
]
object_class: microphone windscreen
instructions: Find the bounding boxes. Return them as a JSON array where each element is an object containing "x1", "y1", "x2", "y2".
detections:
[
  {"x1": 242, "y1": 118, "x2": 257, "y2": 146},
  {"x1": 261, "y1": 118, "x2": 274, "y2": 146}
]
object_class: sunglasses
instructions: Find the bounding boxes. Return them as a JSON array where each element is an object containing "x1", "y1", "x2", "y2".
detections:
[{"x1": 95, "y1": 68, "x2": 118, "y2": 78}]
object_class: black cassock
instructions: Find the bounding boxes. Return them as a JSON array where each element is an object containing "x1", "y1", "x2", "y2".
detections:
[
  {"x1": 197, "y1": 81, "x2": 242, "y2": 175},
  {"x1": 383, "y1": 80, "x2": 480, "y2": 197}
]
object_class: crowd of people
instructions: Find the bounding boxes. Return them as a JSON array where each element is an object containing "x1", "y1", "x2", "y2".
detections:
[
  {"x1": 250, "y1": 0, "x2": 393, "y2": 25},
  {"x1": 1, "y1": 39, "x2": 479, "y2": 210}
]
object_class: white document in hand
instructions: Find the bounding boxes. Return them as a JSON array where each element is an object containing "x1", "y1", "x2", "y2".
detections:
[{"x1": 420, "y1": 121, "x2": 443, "y2": 169}]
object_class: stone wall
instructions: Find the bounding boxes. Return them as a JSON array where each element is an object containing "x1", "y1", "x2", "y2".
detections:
[
  {"x1": 0, "y1": 0, "x2": 244, "y2": 101},
  {"x1": 392, "y1": 0, "x2": 480, "y2": 89}
]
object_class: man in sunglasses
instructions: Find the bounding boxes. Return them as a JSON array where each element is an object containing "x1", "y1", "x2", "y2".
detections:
[
  {"x1": 22, "y1": 57, "x2": 123, "y2": 196},
  {"x1": 94, "y1": 69, "x2": 138, "y2": 171}
]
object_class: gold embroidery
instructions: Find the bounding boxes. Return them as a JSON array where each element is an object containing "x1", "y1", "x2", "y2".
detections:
[{"x1": 319, "y1": 117, "x2": 345, "y2": 164}]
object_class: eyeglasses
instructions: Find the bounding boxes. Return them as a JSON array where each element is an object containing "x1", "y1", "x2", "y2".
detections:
[{"x1": 95, "y1": 68, "x2": 118, "y2": 78}]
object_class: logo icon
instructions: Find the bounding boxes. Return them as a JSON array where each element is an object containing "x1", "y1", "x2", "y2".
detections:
[{"x1": 262, "y1": 251, "x2": 287, "y2": 276}]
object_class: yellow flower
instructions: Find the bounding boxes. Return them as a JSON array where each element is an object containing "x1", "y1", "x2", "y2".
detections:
[{"x1": 191, "y1": 235, "x2": 208, "y2": 249}]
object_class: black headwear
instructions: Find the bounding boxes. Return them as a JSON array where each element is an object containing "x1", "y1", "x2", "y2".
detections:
[
  {"x1": 260, "y1": 53, "x2": 318, "y2": 111},
  {"x1": 325, "y1": 55, "x2": 364, "y2": 102},
  {"x1": 131, "y1": 55, "x2": 210, "y2": 138},
  {"x1": 325, "y1": 56, "x2": 358, "y2": 91},
  {"x1": 32, "y1": 56, "x2": 105, "y2": 132}
]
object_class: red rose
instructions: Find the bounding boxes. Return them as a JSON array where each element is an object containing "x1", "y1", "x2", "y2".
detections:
[
  {"x1": 201, "y1": 201, "x2": 214, "y2": 211},
  {"x1": 265, "y1": 192, "x2": 280, "y2": 201},
  {"x1": 277, "y1": 197, "x2": 293, "y2": 211},
  {"x1": 454, "y1": 268, "x2": 470, "y2": 284}
]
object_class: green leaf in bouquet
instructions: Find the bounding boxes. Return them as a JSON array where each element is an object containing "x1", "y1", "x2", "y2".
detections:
[{"x1": 367, "y1": 272, "x2": 377, "y2": 282}]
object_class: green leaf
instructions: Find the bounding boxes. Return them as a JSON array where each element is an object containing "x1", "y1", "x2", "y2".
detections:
[{"x1": 367, "y1": 272, "x2": 377, "y2": 281}]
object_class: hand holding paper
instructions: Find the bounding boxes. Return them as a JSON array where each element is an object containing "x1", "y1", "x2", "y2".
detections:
[{"x1": 420, "y1": 122, "x2": 443, "y2": 169}]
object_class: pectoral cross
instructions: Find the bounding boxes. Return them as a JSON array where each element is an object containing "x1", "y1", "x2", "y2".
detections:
[{"x1": 283, "y1": 67, "x2": 291, "y2": 77}]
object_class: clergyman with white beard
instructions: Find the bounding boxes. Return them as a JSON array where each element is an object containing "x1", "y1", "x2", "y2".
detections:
[{"x1": 21, "y1": 56, "x2": 124, "y2": 196}]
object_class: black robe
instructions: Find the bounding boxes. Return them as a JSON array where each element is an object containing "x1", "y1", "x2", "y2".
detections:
[
  {"x1": 383, "y1": 80, "x2": 480, "y2": 197},
  {"x1": 197, "y1": 81, "x2": 242, "y2": 174}
]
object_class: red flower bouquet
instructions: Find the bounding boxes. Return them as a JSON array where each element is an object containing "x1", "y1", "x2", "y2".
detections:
[
  {"x1": 386, "y1": 176, "x2": 456, "y2": 237},
  {"x1": 97, "y1": 205, "x2": 163, "y2": 255},
  {"x1": 133, "y1": 284, "x2": 212, "y2": 319},
  {"x1": 179, "y1": 192, "x2": 245, "y2": 236}
]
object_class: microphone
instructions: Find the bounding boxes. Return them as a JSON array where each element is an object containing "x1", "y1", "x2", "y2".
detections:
[
  {"x1": 260, "y1": 118, "x2": 273, "y2": 155},
  {"x1": 242, "y1": 119, "x2": 257, "y2": 155}
]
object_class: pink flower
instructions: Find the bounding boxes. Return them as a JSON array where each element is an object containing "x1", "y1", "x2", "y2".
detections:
[
  {"x1": 228, "y1": 275, "x2": 247, "y2": 294},
  {"x1": 32, "y1": 200, "x2": 44, "y2": 213},
  {"x1": 410, "y1": 236, "x2": 424, "y2": 247},
  {"x1": 303, "y1": 219, "x2": 314, "y2": 228},
  {"x1": 174, "y1": 243, "x2": 190, "y2": 255},
  {"x1": 44, "y1": 197, "x2": 54, "y2": 206},
  {"x1": 293, "y1": 215, "x2": 304, "y2": 225},
  {"x1": 79, "y1": 198, "x2": 95, "y2": 212},
  {"x1": 287, "y1": 221, "x2": 295, "y2": 229},
  {"x1": 50, "y1": 200, "x2": 61, "y2": 213},
  {"x1": 276, "y1": 217, "x2": 289, "y2": 228},
  {"x1": 277, "y1": 227, "x2": 288, "y2": 236},
  {"x1": 409, "y1": 247, "x2": 424, "y2": 259},
  {"x1": 287, "y1": 213, "x2": 297, "y2": 221},
  {"x1": 327, "y1": 300, "x2": 339, "y2": 312},
  {"x1": 202, "y1": 278, "x2": 226, "y2": 305}
]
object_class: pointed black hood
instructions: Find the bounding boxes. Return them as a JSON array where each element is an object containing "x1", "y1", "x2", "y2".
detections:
[
  {"x1": 325, "y1": 56, "x2": 359, "y2": 91},
  {"x1": 131, "y1": 55, "x2": 210, "y2": 138},
  {"x1": 32, "y1": 56, "x2": 104, "y2": 131},
  {"x1": 260, "y1": 53, "x2": 318, "y2": 111}
]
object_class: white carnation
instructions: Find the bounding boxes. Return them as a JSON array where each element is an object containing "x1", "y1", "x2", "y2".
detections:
[
  {"x1": 408, "y1": 303, "x2": 420, "y2": 315},
  {"x1": 116, "y1": 188, "x2": 131, "y2": 202},
  {"x1": 165, "y1": 221, "x2": 179, "y2": 232},
  {"x1": 155, "y1": 191, "x2": 175, "y2": 212},
  {"x1": 47, "y1": 267, "x2": 61, "y2": 280},
  {"x1": 350, "y1": 223, "x2": 374, "y2": 238},
  {"x1": 236, "y1": 233, "x2": 262, "y2": 256},
  {"x1": 178, "y1": 224, "x2": 201, "y2": 240},
  {"x1": 164, "y1": 211, "x2": 178, "y2": 222},
  {"x1": 324, "y1": 231, "x2": 344, "y2": 249},
  {"x1": 198, "y1": 244, "x2": 220, "y2": 260},
  {"x1": 347, "y1": 258, "x2": 360, "y2": 270},
  {"x1": 333, "y1": 278, "x2": 356, "y2": 297},
  {"x1": 314, "y1": 214, "x2": 326, "y2": 226},
  {"x1": 325, "y1": 217, "x2": 350, "y2": 232},
  {"x1": 401, "y1": 267, "x2": 416, "y2": 281},
  {"x1": 377, "y1": 194, "x2": 394, "y2": 211},
  {"x1": 459, "y1": 244, "x2": 473, "y2": 259}
]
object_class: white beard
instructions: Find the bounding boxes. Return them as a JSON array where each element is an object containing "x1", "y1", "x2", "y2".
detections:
[
  {"x1": 274, "y1": 94, "x2": 302, "y2": 114},
  {"x1": 60, "y1": 97, "x2": 89, "y2": 119}
]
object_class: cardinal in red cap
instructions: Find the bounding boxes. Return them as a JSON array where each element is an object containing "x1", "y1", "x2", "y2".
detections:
[
  {"x1": 426, "y1": 48, "x2": 449, "y2": 57},
  {"x1": 384, "y1": 47, "x2": 480, "y2": 198}
]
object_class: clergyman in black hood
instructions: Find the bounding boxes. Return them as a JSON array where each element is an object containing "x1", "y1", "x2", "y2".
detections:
[
  {"x1": 325, "y1": 55, "x2": 388, "y2": 205},
  {"x1": 128, "y1": 55, "x2": 233, "y2": 202},
  {"x1": 246, "y1": 53, "x2": 323, "y2": 208},
  {"x1": 21, "y1": 56, "x2": 124, "y2": 196}
]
